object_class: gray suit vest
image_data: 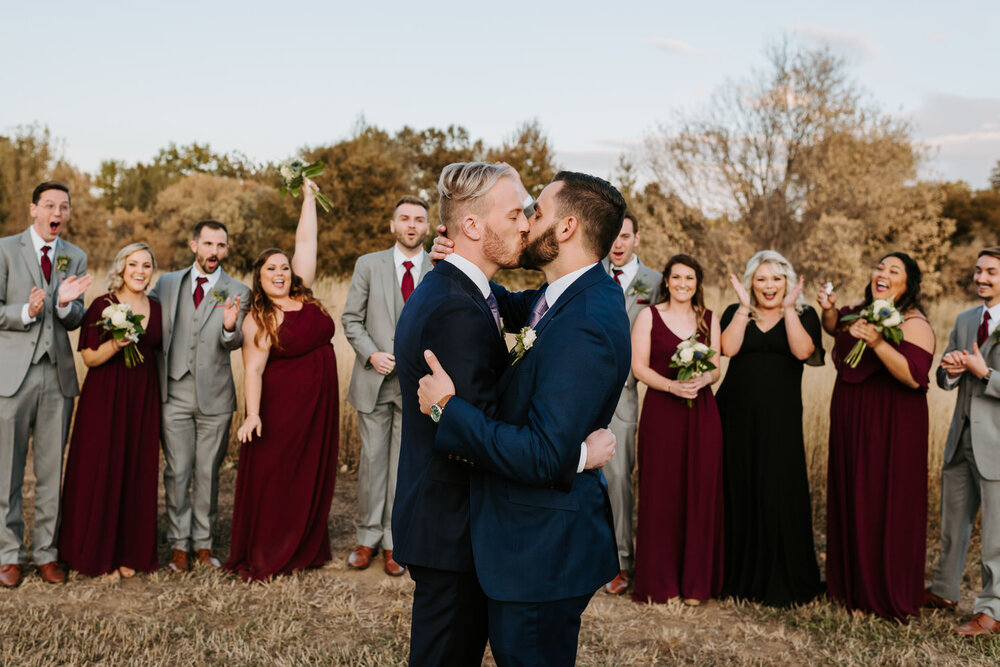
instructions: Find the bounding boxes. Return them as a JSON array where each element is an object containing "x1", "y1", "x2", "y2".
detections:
[{"x1": 168, "y1": 272, "x2": 208, "y2": 381}]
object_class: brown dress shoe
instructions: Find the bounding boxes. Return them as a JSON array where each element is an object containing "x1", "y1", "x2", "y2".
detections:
[
  {"x1": 347, "y1": 545, "x2": 375, "y2": 570},
  {"x1": 0, "y1": 563, "x2": 22, "y2": 588},
  {"x1": 923, "y1": 587, "x2": 958, "y2": 611},
  {"x1": 168, "y1": 549, "x2": 190, "y2": 573},
  {"x1": 955, "y1": 612, "x2": 1000, "y2": 636},
  {"x1": 603, "y1": 570, "x2": 630, "y2": 595},
  {"x1": 37, "y1": 561, "x2": 66, "y2": 584},
  {"x1": 194, "y1": 549, "x2": 222, "y2": 570},
  {"x1": 383, "y1": 549, "x2": 405, "y2": 576}
]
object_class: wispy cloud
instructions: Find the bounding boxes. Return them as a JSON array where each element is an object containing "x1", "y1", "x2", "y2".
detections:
[
  {"x1": 647, "y1": 38, "x2": 715, "y2": 59},
  {"x1": 791, "y1": 24, "x2": 883, "y2": 59},
  {"x1": 911, "y1": 94, "x2": 1000, "y2": 186}
]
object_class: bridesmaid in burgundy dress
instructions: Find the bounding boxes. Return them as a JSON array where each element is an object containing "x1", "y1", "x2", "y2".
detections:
[
  {"x1": 819, "y1": 252, "x2": 935, "y2": 622},
  {"x1": 631, "y1": 254, "x2": 724, "y2": 605},
  {"x1": 59, "y1": 242, "x2": 161, "y2": 579},
  {"x1": 227, "y1": 180, "x2": 340, "y2": 582}
]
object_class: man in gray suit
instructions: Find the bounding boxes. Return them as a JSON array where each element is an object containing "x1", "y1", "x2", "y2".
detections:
[
  {"x1": 926, "y1": 246, "x2": 1000, "y2": 636},
  {"x1": 599, "y1": 211, "x2": 661, "y2": 595},
  {"x1": 149, "y1": 220, "x2": 250, "y2": 573},
  {"x1": 343, "y1": 195, "x2": 433, "y2": 576},
  {"x1": 0, "y1": 181, "x2": 92, "y2": 587}
]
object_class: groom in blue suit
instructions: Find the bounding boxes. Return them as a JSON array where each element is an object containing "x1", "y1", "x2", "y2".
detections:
[{"x1": 418, "y1": 171, "x2": 631, "y2": 666}]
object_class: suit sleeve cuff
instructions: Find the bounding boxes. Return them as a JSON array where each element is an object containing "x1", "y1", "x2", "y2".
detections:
[{"x1": 577, "y1": 442, "x2": 587, "y2": 473}]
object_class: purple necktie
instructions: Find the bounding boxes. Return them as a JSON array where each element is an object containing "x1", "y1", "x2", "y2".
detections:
[
  {"x1": 486, "y1": 293, "x2": 502, "y2": 334},
  {"x1": 527, "y1": 294, "x2": 549, "y2": 329}
]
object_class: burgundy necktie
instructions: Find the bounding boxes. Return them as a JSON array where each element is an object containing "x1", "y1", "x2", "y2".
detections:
[
  {"x1": 40, "y1": 246, "x2": 52, "y2": 283},
  {"x1": 612, "y1": 268, "x2": 623, "y2": 285},
  {"x1": 193, "y1": 276, "x2": 208, "y2": 308},
  {"x1": 401, "y1": 261, "x2": 415, "y2": 302},
  {"x1": 978, "y1": 310, "x2": 991, "y2": 347}
]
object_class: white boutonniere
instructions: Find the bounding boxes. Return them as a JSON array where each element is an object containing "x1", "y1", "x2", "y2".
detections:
[
  {"x1": 56, "y1": 255, "x2": 70, "y2": 273},
  {"x1": 994, "y1": 327, "x2": 1000, "y2": 345},
  {"x1": 629, "y1": 278, "x2": 650, "y2": 298},
  {"x1": 211, "y1": 287, "x2": 229, "y2": 305},
  {"x1": 511, "y1": 326, "x2": 537, "y2": 365}
]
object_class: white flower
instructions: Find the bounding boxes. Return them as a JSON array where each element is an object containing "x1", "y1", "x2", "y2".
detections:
[
  {"x1": 522, "y1": 329, "x2": 536, "y2": 350},
  {"x1": 109, "y1": 310, "x2": 129, "y2": 328},
  {"x1": 679, "y1": 347, "x2": 694, "y2": 364},
  {"x1": 101, "y1": 305, "x2": 116, "y2": 320},
  {"x1": 279, "y1": 165, "x2": 292, "y2": 180},
  {"x1": 882, "y1": 311, "x2": 902, "y2": 328}
]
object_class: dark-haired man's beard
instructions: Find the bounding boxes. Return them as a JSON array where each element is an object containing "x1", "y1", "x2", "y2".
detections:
[
  {"x1": 483, "y1": 223, "x2": 521, "y2": 269},
  {"x1": 520, "y1": 224, "x2": 559, "y2": 270}
]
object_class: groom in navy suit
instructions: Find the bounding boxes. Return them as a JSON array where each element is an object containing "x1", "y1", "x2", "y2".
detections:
[{"x1": 418, "y1": 171, "x2": 630, "y2": 666}]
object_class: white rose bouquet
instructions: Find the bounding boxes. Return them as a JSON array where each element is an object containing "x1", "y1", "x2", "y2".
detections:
[
  {"x1": 278, "y1": 157, "x2": 334, "y2": 212},
  {"x1": 839, "y1": 298, "x2": 904, "y2": 368},
  {"x1": 669, "y1": 335, "x2": 717, "y2": 407},
  {"x1": 97, "y1": 302, "x2": 147, "y2": 368}
]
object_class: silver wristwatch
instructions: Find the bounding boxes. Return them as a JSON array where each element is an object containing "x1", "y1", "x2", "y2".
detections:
[{"x1": 430, "y1": 403, "x2": 445, "y2": 423}]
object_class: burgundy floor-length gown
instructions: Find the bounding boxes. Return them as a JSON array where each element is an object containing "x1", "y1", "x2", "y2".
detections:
[
  {"x1": 633, "y1": 307, "x2": 724, "y2": 603},
  {"x1": 58, "y1": 293, "x2": 162, "y2": 576},
  {"x1": 826, "y1": 308, "x2": 932, "y2": 622},
  {"x1": 226, "y1": 301, "x2": 339, "y2": 582}
]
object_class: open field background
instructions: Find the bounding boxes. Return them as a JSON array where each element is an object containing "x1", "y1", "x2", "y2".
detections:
[{"x1": 2, "y1": 273, "x2": 999, "y2": 665}]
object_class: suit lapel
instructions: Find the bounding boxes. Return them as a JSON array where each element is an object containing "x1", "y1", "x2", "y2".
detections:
[
  {"x1": 384, "y1": 251, "x2": 405, "y2": 325},
  {"x1": 438, "y1": 261, "x2": 505, "y2": 348},
  {"x1": 19, "y1": 231, "x2": 44, "y2": 290}
]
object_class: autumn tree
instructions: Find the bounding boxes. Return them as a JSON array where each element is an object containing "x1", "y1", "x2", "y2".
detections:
[
  {"x1": 486, "y1": 119, "x2": 560, "y2": 196},
  {"x1": 0, "y1": 125, "x2": 55, "y2": 236},
  {"x1": 647, "y1": 40, "x2": 954, "y2": 295}
]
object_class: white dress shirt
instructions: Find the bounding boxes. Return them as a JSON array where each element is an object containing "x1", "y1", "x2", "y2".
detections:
[
  {"x1": 609, "y1": 256, "x2": 639, "y2": 292},
  {"x1": 394, "y1": 246, "x2": 427, "y2": 286},
  {"x1": 541, "y1": 262, "x2": 601, "y2": 473},
  {"x1": 21, "y1": 226, "x2": 72, "y2": 325}
]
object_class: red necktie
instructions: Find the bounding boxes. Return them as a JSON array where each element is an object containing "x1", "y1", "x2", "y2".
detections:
[
  {"x1": 193, "y1": 276, "x2": 208, "y2": 308},
  {"x1": 612, "y1": 268, "x2": 623, "y2": 285},
  {"x1": 978, "y1": 310, "x2": 991, "y2": 347},
  {"x1": 40, "y1": 246, "x2": 52, "y2": 283},
  {"x1": 401, "y1": 261, "x2": 415, "y2": 302}
]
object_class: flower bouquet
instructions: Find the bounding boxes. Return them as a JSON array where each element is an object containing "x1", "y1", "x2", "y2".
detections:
[
  {"x1": 839, "y1": 299, "x2": 903, "y2": 368},
  {"x1": 669, "y1": 335, "x2": 716, "y2": 407},
  {"x1": 278, "y1": 158, "x2": 334, "y2": 212},
  {"x1": 97, "y1": 302, "x2": 146, "y2": 367}
]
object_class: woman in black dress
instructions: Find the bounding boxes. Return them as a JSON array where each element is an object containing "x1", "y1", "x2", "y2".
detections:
[{"x1": 716, "y1": 250, "x2": 824, "y2": 607}]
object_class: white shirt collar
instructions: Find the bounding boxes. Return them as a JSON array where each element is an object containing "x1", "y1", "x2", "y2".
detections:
[
  {"x1": 544, "y1": 262, "x2": 599, "y2": 308},
  {"x1": 28, "y1": 225, "x2": 56, "y2": 259},
  {"x1": 394, "y1": 245, "x2": 426, "y2": 284},
  {"x1": 444, "y1": 252, "x2": 491, "y2": 300},
  {"x1": 609, "y1": 255, "x2": 639, "y2": 291},
  {"x1": 189, "y1": 264, "x2": 222, "y2": 293},
  {"x1": 983, "y1": 302, "x2": 1000, "y2": 335}
]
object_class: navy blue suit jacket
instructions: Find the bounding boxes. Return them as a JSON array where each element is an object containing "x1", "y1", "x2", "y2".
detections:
[
  {"x1": 435, "y1": 263, "x2": 630, "y2": 602},
  {"x1": 392, "y1": 260, "x2": 510, "y2": 572}
]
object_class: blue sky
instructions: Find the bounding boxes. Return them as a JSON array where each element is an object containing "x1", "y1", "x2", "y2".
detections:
[{"x1": 2, "y1": 0, "x2": 998, "y2": 187}]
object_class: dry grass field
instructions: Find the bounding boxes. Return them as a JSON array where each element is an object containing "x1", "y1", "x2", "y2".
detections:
[{"x1": 2, "y1": 273, "x2": 1000, "y2": 665}]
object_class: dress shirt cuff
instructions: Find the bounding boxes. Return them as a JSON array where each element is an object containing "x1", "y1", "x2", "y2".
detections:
[
  {"x1": 221, "y1": 327, "x2": 237, "y2": 342},
  {"x1": 943, "y1": 373, "x2": 961, "y2": 388},
  {"x1": 577, "y1": 442, "x2": 587, "y2": 473},
  {"x1": 21, "y1": 303, "x2": 36, "y2": 325},
  {"x1": 55, "y1": 302, "x2": 72, "y2": 319}
]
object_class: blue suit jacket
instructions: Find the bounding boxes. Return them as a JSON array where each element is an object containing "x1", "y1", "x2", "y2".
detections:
[
  {"x1": 392, "y1": 260, "x2": 510, "y2": 572},
  {"x1": 435, "y1": 263, "x2": 630, "y2": 602}
]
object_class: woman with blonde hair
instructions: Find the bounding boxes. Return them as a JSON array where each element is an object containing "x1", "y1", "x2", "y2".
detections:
[
  {"x1": 59, "y1": 242, "x2": 162, "y2": 579},
  {"x1": 226, "y1": 180, "x2": 340, "y2": 582},
  {"x1": 717, "y1": 250, "x2": 824, "y2": 606},
  {"x1": 631, "y1": 254, "x2": 723, "y2": 605}
]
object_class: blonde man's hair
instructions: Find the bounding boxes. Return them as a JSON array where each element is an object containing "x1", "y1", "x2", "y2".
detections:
[
  {"x1": 741, "y1": 249, "x2": 806, "y2": 316},
  {"x1": 107, "y1": 242, "x2": 157, "y2": 292},
  {"x1": 437, "y1": 162, "x2": 512, "y2": 234}
]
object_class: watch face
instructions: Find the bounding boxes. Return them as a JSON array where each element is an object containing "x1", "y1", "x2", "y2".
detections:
[{"x1": 430, "y1": 404, "x2": 442, "y2": 423}]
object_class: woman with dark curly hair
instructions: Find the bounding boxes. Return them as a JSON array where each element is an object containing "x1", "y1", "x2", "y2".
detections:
[
  {"x1": 226, "y1": 180, "x2": 340, "y2": 582},
  {"x1": 819, "y1": 251, "x2": 935, "y2": 622}
]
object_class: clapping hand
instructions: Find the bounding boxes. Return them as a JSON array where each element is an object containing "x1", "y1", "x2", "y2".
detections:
[
  {"x1": 27, "y1": 286, "x2": 45, "y2": 318},
  {"x1": 728, "y1": 273, "x2": 750, "y2": 309},
  {"x1": 583, "y1": 428, "x2": 616, "y2": 469},
  {"x1": 817, "y1": 283, "x2": 837, "y2": 311},
  {"x1": 57, "y1": 274, "x2": 93, "y2": 308},
  {"x1": 784, "y1": 275, "x2": 805, "y2": 310},
  {"x1": 237, "y1": 414, "x2": 262, "y2": 443},
  {"x1": 418, "y1": 350, "x2": 455, "y2": 416},
  {"x1": 222, "y1": 296, "x2": 241, "y2": 332},
  {"x1": 429, "y1": 224, "x2": 454, "y2": 264}
]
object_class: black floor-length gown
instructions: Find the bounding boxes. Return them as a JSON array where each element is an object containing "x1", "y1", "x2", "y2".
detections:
[{"x1": 716, "y1": 304, "x2": 825, "y2": 607}]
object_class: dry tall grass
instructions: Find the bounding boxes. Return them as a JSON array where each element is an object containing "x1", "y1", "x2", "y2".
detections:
[{"x1": 3, "y1": 273, "x2": 994, "y2": 664}]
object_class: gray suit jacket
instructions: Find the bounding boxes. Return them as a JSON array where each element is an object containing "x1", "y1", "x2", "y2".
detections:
[
  {"x1": 601, "y1": 256, "x2": 662, "y2": 422},
  {"x1": 343, "y1": 248, "x2": 433, "y2": 414},
  {"x1": 149, "y1": 267, "x2": 251, "y2": 415},
  {"x1": 0, "y1": 230, "x2": 87, "y2": 398},
  {"x1": 938, "y1": 306, "x2": 1000, "y2": 480}
]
